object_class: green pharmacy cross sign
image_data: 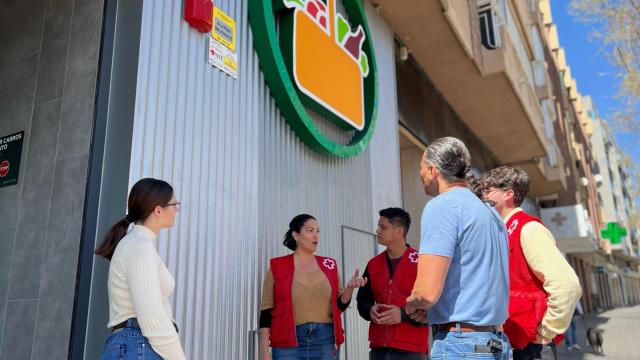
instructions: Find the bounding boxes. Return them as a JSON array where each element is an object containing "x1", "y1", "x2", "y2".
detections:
[
  {"x1": 600, "y1": 222, "x2": 627, "y2": 245},
  {"x1": 249, "y1": 0, "x2": 378, "y2": 157}
]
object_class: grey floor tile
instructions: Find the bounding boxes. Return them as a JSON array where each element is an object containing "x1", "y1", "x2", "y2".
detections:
[
  {"x1": 0, "y1": 54, "x2": 39, "y2": 117},
  {"x1": 6, "y1": 230, "x2": 46, "y2": 301},
  {"x1": 7, "y1": 100, "x2": 62, "y2": 301},
  {"x1": 31, "y1": 298, "x2": 73, "y2": 360},
  {"x1": 0, "y1": 107, "x2": 31, "y2": 139},
  {"x1": 40, "y1": 0, "x2": 74, "y2": 53},
  {"x1": 0, "y1": 186, "x2": 20, "y2": 234},
  {"x1": 30, "y1": 156, "x2": 88, "y2": 360},
  {"x1": 63, "y1": 0, "x2": 102, "y2": 98},
  {"x1": 34, "y1": 47, "x2": 69, "y2": 106},
  {"x1": 0, "y1": 300, "x2": 37, "y2": 360},
  {"x1": 55, "y1": 0, "x2": 103, "y2": 160},
  {"x1": 57, "y1": 92, "x2": 95, "y2": 160},
  {"x1": 0, "y1": 300, "x2": 5, "y2": 356},
  {"x1": 0, "y1": 0, "x2": 46, "y2": 66},
  {"x1": 38, "y1": 155, "x2": 88, "y2": 300},
  {"x1": 34, "y1": 0, "x2": 74, "y2": 105},
  {"x1": 0, "y1": 231, "x2": 15, "y2": 301}
]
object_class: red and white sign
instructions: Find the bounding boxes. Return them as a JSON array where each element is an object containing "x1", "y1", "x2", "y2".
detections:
[{"x1": 0, "y1": 160, "x2": 9, "y2": 178}]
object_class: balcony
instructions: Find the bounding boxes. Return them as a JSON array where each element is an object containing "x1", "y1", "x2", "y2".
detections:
[
  {"x1": 521, "y1": 143, "x2": 566, "y2": 196},
  {"x1": 533, "y1": 60, "x2": 553, "y2": 99},
  {"x1": 372, "y1": 0, "x2": 548, "y2": 164},
  {"x1": 540, "y1": 204, "x2": 599, "y2": 253}
]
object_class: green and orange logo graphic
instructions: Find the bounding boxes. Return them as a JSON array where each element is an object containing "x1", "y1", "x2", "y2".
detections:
[{"x1": 249, "y1": 0, "x2": 378, "y2": 157}]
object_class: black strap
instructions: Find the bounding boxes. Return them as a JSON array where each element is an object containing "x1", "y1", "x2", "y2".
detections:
[{"x1": 112, "y1": 318, "x2": 179, "y2": 333}]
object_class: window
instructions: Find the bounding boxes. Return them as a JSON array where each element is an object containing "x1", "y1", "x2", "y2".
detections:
[
  {"x1": 478, "y1": 0, "x2": 503, "y2": 49},
  {"x1": 531, "y1": 26, "x2": 546, "y2": 87}
]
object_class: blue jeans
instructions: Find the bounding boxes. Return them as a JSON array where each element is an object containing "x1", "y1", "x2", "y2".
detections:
[
  {"x1": 564, "y1": 317, "x2": 577, "y2": 347},
  {"x1": 431, "y1": 329, "x2": 512, "y2": 359},
  {"x1": 272, "y1": 323, "x2": 338, "y2": 359},
  {"x1": 100, "y1": 327, "x2": 162, "y2": 360}
]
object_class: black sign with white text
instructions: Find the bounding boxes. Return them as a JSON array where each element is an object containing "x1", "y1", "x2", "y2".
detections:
[{"x1": 0, "y1": 131, "x2": 25, "y2": 188}]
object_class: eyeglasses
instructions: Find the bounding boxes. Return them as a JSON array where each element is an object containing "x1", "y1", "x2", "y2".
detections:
[
  {"x1": 164, "y1": 201, "x2": 181, "y2": 210},
  {"x1": 482, "y1": 188, "x2": 505, "y2": 197}
]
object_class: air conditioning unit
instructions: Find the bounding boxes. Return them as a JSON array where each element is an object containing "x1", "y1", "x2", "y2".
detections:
[{"x1": 478, "y1": 0, "x2": 503, "y2": 49}]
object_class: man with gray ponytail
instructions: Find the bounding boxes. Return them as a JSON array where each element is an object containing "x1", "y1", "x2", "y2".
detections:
[{"x1": 405, "y1": 137, "x2": 512, "y2": 359}]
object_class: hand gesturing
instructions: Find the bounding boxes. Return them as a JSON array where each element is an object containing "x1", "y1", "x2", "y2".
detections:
[{"x1": 346, "y1": 268, "x2": 368, "y2": 289}]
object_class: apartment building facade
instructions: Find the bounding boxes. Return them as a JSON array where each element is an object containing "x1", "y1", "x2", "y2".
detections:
[{"x1": 539, "y1": 0, "x2": 640, "y2": 312}]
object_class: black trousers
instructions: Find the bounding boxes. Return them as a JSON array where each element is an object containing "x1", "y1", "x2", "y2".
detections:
[
  {"x1": 369, "y1": 347, "x2": 427, "y2": 360},
  {"x1": 513, "y1": 343, "x2": 557, "y2": 360}
]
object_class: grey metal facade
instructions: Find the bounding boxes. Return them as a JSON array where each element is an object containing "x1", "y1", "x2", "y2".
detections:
[{"x1": 129, "y1": 0, "x2": 400, "y2": 358}]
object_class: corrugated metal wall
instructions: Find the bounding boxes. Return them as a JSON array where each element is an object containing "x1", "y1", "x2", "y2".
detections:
[
  {"x1": 129, "y1": 0, "x2": 399, "y2": 358},
  {"x1": 364, "y1": 3, "x2": 403, "y2": 229}
]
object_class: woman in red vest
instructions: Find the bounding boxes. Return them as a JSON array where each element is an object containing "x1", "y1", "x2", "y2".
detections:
[{"x1": 258, "y1": 214, "x2": 367, "y2": 360}]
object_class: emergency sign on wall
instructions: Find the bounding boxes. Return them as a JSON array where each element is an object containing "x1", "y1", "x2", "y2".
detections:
[{"x1": 209, "y1": 6, "x2": 238, "y2": 78}]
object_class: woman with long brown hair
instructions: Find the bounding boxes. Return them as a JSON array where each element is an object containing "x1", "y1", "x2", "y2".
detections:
[{"x1": 96, "y1": 178, "x2": 186, "y2": 360}]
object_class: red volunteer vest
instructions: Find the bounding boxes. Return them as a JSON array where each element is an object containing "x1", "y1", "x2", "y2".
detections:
[
  {"x1": 367, "y1": 247, "x2": 429, "y2": 353},
  {"x1": 504, "y1": 211, "x2": 564, "y2": 349},
  {"x1": 268, "y1": 254, "x2": 345, "y2": 348}
]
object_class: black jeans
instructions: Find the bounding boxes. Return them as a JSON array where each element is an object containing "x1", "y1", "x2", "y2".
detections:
[
  {"x1": 513, "y1": 343, "x2": 557, "y2": 360},
  {"x1": 370, "y1": 347, "x2": 427, "y2": 360}
]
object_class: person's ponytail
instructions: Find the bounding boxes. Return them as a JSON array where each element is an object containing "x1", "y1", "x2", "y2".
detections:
[
  {"x1": 95, "y1": 217, "x2": 132, "y2": 260},
  {"x1": 465, "y1": 170, "x2": 483, "y2": 199},
  {"x1": 283, "y1": 229, "x2": 297, "y2": 251}
]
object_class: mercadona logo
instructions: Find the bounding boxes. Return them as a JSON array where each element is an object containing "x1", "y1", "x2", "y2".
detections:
[{"x1": 249, "y1": 0, "x2": 378, "y2": 157}]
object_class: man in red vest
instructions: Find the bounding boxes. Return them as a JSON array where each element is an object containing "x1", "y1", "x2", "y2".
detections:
[
  {"x1": 480, "y1": 166, "x2": 582, "y2": 360},
  {"x1": 356, "y1": 208, "x2": 429, "y2": 360}
]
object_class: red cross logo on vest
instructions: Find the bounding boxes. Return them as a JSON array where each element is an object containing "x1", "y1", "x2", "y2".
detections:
[
  {"x1": 507, "y1": 219, "x2": 519, "y2": 235},
  {"x1": 322, "y1": 258, "x2": 336, "y2": 270},
  {"x1": 408, "y1": 251, "x2": 419, "y2": 263}
]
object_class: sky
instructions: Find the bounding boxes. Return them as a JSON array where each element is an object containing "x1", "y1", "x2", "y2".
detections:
[{"x1": 550, "y1": 1, "x2": 639, "y2": 205}]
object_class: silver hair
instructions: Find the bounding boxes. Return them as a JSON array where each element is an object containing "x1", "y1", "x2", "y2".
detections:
[{"x1": 423, "y1": 137, "x2": 471, "y2": 183}]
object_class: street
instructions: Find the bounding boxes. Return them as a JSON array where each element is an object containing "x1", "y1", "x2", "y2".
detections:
[{"x1": 557, "y1": 305, "x2": 640, "y2": 359}]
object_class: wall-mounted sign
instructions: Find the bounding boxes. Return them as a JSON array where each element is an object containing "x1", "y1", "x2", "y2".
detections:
[
  {"x1": 209, "y1": 37, "x2": 238, "y2": 78},
  {"x1": 212, "y1": 6, "x2": 236, "y2": 51},
  {"x1": 209, "y1": 7, "x2": 238, "y2": 78},
  {"x1": 249, "y1": 0, "x2": 378, "y2": 157},
  {"x1": 601, "y1": 222, "x2": 626, "y2": 248},
  {"x1": 0, "y1": 131, "x2": 24, "y2": 188}
]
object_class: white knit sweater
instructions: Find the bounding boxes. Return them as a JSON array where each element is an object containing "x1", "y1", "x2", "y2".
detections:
[{"x1": 107, "y1": 225, "x2": 186, "y2": 360}]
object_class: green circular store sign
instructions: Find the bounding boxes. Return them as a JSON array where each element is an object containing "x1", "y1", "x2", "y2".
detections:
[{"x1": 249, "y1": 0, "x2": 378, "y2": 157}]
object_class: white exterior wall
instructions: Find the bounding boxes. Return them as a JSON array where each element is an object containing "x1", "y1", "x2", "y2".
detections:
[
  {"x1": 589, "y1": 108, "x2": 634, "y2": 254},
  {"x1": 400, "y1": 147, "x2": 431, "y2": 249},
  {"x1": 365, "y1": 3, "x2": 403, "y2": 230},
  {"x1": 128, "y1": 0, "x2": 400, "y2": 358},
  {"x1": 591, "y1": 118, "x2": 617, "y2": 222}
]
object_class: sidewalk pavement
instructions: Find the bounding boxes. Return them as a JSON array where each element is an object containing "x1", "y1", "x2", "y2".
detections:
[{"x1": 555, "y1": 304, "x2": 640, "y2": 359}]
